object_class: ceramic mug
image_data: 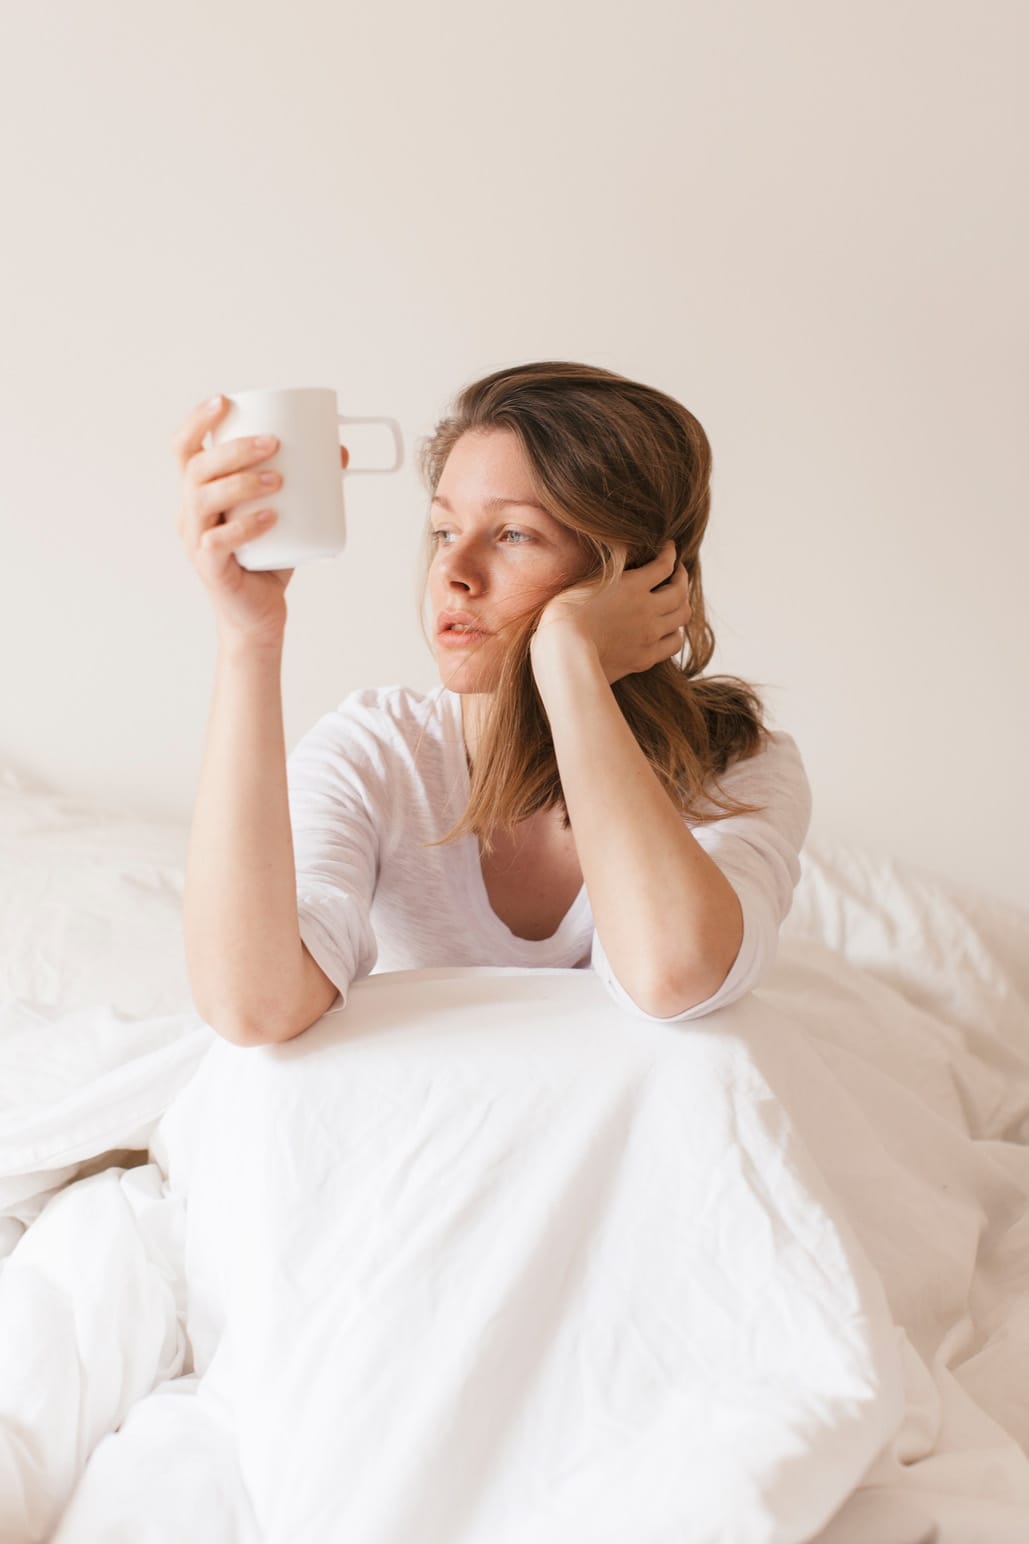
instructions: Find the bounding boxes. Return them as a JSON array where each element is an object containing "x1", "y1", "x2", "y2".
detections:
[{"x1": 205, "y1": 386, "x2": 403, "y2": 570}]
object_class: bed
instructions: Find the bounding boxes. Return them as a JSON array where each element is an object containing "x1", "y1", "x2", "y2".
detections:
[{"x1": 1, "y1": 760, "x2": 1027, "y2": 1543}]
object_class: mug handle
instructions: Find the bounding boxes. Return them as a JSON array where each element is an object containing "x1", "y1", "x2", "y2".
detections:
[{"x1": 337, "y1": 415, "x2": 404, "y2": 474}]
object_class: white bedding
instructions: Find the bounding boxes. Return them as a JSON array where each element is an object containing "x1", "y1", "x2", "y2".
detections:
[{"x1": 1, "y1": 766, "x2": 1027, "y2": 1542}]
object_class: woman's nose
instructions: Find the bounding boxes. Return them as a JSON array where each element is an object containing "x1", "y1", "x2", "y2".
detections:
[{"x1": 439, "y1": 543, "x2": 486, "y2": 594}]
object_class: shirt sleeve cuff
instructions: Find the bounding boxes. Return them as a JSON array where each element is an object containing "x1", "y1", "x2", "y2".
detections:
[
  {"x1": 590, "y1": 880, "x2": 773, "y2": 1023},
  {"x1": 296, "y1": 883, "x2": 378, "y2": 1011}
]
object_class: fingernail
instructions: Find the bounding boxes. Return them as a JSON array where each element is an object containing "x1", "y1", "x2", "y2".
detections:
[{"x1": 207, "y1": 395, "x2": 222, "y2": 411}]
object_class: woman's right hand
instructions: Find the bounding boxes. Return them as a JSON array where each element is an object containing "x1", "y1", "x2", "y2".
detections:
[
  {"x1": 172, "y1": 395, "x2": 351, "y2": 647},
  {"x1": 172, "y1": 394, "x2": 296, "y2": 646}
]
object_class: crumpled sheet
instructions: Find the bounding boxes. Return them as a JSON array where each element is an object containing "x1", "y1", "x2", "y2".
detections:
[
  {"x1": 2, "y1": 929, "x2": 1028, "y2": 1542},
  {"x1": 0, "y1": 957, "x2": 926, "y2": 1541}
]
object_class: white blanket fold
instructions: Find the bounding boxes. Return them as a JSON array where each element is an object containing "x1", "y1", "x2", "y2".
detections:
[
  {"x1": 147, "y1": 965, "x2": 903, "y2": 1544},
  {"x1": 0, "y1": 1162, "x2": 188, "y2": 1542},
  {"x1": 3, "y1": 942, "x2": 1028, "y2": 1543}
]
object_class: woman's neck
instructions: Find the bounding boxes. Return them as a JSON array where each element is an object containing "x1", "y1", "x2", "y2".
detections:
[{"x1": 459, "y1": 693, "x2": 489, "y2": 770}]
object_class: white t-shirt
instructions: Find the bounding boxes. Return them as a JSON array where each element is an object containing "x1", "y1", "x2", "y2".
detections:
[{"x1": 286, "y1": 684, "x2": 812, "y2": 1024}]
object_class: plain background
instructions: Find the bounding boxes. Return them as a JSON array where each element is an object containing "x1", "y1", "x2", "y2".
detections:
[{"x1": 1, "y1": 1, "x2": 1025, "y2": 908}]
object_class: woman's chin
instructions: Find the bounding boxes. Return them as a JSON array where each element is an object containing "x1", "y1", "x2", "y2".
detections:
[{"x1": 433, "y1": 647, "x2": 499, "y2": 694}]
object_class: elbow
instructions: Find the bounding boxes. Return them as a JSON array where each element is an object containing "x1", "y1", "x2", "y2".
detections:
[
  {"x1": 601, "y1": 886, "x2": 752, "y2": 1019},
  {"x1": 206, "y1": 1016, "x2": 314, "y2": 1049},
  {"x1": 196, "y1": 1005, "x2": 269, "y2": 1048},
  {"x1": 188, "y1": 941, "x2": 349, "y2": 1048},
  {"x1": 625, "y1": 944, "x2": 742, "y2": 1021},
  {"x1": 230, "y1": 1017, "x2": 281, "y2": 1048},
  {"x1": 626, "y1": 972, "x2": 719, "y2": 1020},
  {"x1": 193, "y1": 1000, "x2": 314, "y2": 1049}
]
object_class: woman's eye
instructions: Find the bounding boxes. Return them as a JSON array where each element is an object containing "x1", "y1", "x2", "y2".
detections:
[
  {"x1": 430, "y1": 529, "x2": 454, "y2": 545},
  {"x1": 500, "y1": 529, "x2": 532, "y2": 544}
]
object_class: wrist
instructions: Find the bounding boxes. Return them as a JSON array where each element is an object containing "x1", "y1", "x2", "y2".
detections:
[
  {"x1": 217, "y1": 625, "x2": 285, "y2": 665},
  {"x1": 531, "y1": 621, "x2": 606, "y2": 699}
]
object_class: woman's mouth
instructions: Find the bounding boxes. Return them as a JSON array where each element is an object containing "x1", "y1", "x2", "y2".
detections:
[
  {"x1": 435, "y1": 611, "x2": 491, "y2": 642},
  {"x1": 438, "y1": 622, "x2": 489, "y2": 648}
]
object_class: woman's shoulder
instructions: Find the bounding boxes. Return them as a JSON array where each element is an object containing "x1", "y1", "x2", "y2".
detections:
[
  {"x1": 290, "y1": 684, "x2": 456, "y2": 767},
  {"x1": 333, "y1": 682, "x2": 446, "y2": 724},
  {"x1": 727, "y1": 727, "x2": 807, "y2": 782},
  {"x1": 333, "y1": 683, "x2": 457, "y2": 744},
  {"x1": 705, "y1": 727, "x2": 813, "y2": 832}
]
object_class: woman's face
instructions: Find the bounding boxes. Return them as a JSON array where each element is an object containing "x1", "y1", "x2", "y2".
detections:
[{"x1": 427, "y1": 429, "x2": 588, "y2": 693}]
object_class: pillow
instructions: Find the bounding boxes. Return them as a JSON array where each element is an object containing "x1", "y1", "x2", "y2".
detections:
[
  {"x1": 0, "y1": 998, "x2": 212, "y2": 1230},
  {"x1": 787, "y1": 835, "x2": 1029, "y2": 1052},
  {"x1": 0, "y1": 765, "x2": 210, "y2": 1245},
  {"x1": 0, "y1": 765, "x2": 193, "y2": 1019}
]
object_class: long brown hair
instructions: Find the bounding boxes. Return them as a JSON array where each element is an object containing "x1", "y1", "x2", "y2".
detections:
[{"x1": 419, "y1": 361, "x2": 770, "y2": 854}]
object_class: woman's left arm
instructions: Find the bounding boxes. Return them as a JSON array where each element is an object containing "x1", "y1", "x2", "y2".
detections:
[{"x1": 530, "y1": 543, "x2": 744, "y2": 1019}]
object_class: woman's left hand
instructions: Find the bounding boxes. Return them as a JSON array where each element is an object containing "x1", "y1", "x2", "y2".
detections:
[{"x1": 531, "y1": 540, "x2": 692, "y2": 685}]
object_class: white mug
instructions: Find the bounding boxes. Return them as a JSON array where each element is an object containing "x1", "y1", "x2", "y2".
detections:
[{"x1": 205, "y1": 387, "x2": 403, "y2": 571}]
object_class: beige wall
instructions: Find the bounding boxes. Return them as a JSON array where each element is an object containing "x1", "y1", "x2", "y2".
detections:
[{"x1": 2, "y1": 1, "x2": 1026, "y2": 907}]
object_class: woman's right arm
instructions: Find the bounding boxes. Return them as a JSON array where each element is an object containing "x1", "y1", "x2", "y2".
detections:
[
  {"x1": 173, "y1": 395, "x2": 340, "y2": 1046},
  {"x1": 184, "y1": 630, "x2": 338, "y2": 1045}
]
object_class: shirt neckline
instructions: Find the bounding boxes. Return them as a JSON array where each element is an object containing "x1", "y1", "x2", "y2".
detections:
[{"x1": 437, "y1": 688, "x2": 591, "y2": 954}]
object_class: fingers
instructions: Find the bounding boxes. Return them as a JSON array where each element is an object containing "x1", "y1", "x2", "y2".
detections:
[
  {"x1": 619, "y1": 543, "x2": 690, "y2": 654},
  {"x1": 196, "y1": 508, "x2": 278, "y2": 567},
  {"x1": 184, "y1": 430, "x2": 281, "y2": 494},
  {"x1": 658, "y1": 570, "x2": 691, "y2": 626},
  {"x1": 175, "y1": 464, "x2": 283, "y2": 560},
  {"x1": 645, "y1": 540, "x2": 679, "y2": 590},
  {"x1": 644, "y1": 623, "x2": 687, "y2": 669},
  {"x1": 171, "y1": 395, "x2": 227, "y2": 471},
  {"x1": 649, "y1": 552, "x2": 690, "y2": 665},
  {"x1": 187, "y1": 462, "x2": 282, "y2": 529},
  {"x1": 174, "y1": 404, "x2": 284, "y2": 554},
  {"x1": 174, "y1": 395, "x2": 280, "y2": 495}
]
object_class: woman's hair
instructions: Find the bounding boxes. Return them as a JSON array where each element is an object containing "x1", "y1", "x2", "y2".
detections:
[{"x1": 418, "y1": 360, "x2": 770, "y2": 854}]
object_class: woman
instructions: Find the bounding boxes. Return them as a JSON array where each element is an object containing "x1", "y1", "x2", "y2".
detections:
[{"x1": 172, "y1": 361, "x2": 811, "y2": 1046}]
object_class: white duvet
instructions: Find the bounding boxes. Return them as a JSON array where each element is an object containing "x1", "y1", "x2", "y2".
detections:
[
  {"x1": 3, "y1": 963, "x2": 899, "y2": 1544},
  {"x1": 1, "y1": 772, "x2": 1028, "y2": 1543}
]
